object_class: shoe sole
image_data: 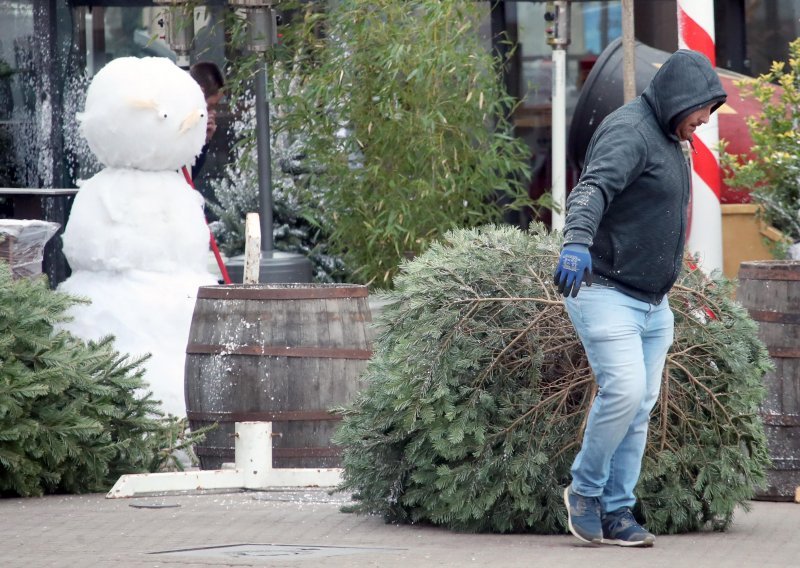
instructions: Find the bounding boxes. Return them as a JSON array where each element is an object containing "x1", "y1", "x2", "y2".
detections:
[
  {"x1": 563, "y1": 487, "x2": 602, "y2": 545},
  {"x1": 601, "y1": 536, "x2": 656, "y2": 548}
]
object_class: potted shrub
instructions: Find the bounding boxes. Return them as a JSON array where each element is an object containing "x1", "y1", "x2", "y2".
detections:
[
  {"x1": 273, "y1": 0, "x2": 536, "y2": 287},
  {"x1": 722, "y1": 37, "x2": 800, "y2": 259}
]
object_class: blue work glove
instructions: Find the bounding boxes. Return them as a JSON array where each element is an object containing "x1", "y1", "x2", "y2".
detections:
[{"x1": 553, "y1": 244, "x2": 593, "y2": 298}]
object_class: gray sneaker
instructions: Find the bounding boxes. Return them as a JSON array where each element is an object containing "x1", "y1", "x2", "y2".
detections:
[
  {"x1": 563, "y1": 486, "x2": 602, "y2": 544},
  {"x1": 601, "y1": 507, "x2": 656, "y2": 547}
]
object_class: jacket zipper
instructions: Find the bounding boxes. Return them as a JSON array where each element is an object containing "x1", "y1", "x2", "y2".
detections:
[{"x1": 671, "y1": 141, "x2": 692, "y2": 283}]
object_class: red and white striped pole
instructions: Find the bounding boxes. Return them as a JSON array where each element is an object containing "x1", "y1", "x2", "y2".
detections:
[{"x1": 677, "y1": 0, "x2": 723, "y2": 274}]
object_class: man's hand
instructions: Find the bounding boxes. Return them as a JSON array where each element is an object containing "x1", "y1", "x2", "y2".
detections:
[
  {"x1": 205, "y1": 109, "x2": 217, "y2": 144},
  {"x1": 553, "y1": 244, "x2": 593, "y2": 298}
]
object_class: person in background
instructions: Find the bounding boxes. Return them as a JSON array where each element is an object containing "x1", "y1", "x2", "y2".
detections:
[
  {"x1": 189, "y1": 61, "x2": 225, "y2": 180},
  {"x1": 552, "y1": 49, "x2": 727, "y2": 547}
]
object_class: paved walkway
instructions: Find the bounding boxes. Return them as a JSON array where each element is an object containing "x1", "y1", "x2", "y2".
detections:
[{"x1": 1, "y1": 488, "x2": 797, "y2": 567}]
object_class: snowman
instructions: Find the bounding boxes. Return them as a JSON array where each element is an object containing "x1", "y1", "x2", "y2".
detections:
[{"x1": 59, "y1": 56, "x2": 218, "y2": 417}]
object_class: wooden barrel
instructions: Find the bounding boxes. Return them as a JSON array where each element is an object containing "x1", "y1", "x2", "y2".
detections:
[
  {"x1": 738, "y1": 261, "x2": 800, "y2": 501},
  {"x1": 184, "y1": 284, "x2": 372, "y2": 470}
]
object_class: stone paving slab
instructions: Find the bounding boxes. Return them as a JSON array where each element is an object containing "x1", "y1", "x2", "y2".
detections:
[{"x1": 0, "y1": 489, "x2": 798, "y2": 568}]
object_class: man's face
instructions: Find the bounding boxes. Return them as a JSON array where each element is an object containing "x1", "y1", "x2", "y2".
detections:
[
  {"x1": 675, "y1": 103, "x2": 714, "y2": 142},
  {"x1": 205, "y1": 91, "x2": 224, "y2": 144}
]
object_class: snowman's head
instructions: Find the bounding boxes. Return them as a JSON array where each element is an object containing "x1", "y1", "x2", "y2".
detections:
[{"x1": 77, "y1": 57, "x2": 208, "y2": 171}]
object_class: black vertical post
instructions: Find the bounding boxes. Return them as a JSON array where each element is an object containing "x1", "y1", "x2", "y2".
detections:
[
  {"x1": 255, "y1": 58, "x2": 274, "y2": 253},
  {"x1": 716, "y1": 0, "x2": 747, "y2": 73},
  {"x1": 32, "y1": 0, "x2": 64, "y2": 189},
  {"x1": 600, "y1": 1, "x2": 610, "y2": 47},
  {"x1": 490, "y1": 1, "x2": 511, "y2": 95},
  {"x1": 32, "y1": 0, "x2": 74, "y2": 287},
  {"x1": 490, "y1": 1, "x2": 528, "y2": 229}
]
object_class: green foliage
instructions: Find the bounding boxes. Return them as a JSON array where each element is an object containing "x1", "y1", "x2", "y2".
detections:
[
  {"x1": 721, "y1": 37, "x2": 800, "y2": 245},
  {"x1": 208, "y1": 6, "x2": 350, "y2": 283},
  {"x1": 334, "y1": 224, "x2": 771, "y2": 534},
  {"x1": 207, "y1": 71, "x2": 351, "y2": 283},
  {"x1": 0, "y1": 264, "x2": 209, "y2": 497},
  {"x1": 637, "y1": 266, "x2": 771, "y2": 533},
  {"x1": 278, "y1": 1, "x2": 534, "y2": 287}
]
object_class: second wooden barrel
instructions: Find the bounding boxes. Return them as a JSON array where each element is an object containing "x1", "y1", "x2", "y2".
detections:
[
  {"x1": 738, "y1": 261, "x2": 800, "y2": 501},
  {"x1": 184, "y1": 283, "x2": 372, "y2": 470}
]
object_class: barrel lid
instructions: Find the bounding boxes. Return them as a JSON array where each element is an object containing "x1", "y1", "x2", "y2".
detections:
[
  {"x1": 739, "y1": 261, "x2": 800, "y2": 281},
  {"x1": 197, "y1": 283, "x2": 369, "y2": 300}
]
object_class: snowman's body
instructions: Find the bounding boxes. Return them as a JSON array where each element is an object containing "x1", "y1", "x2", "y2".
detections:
[{"x1": 59, "y1": 57, "x2": 217, "y2": 417}]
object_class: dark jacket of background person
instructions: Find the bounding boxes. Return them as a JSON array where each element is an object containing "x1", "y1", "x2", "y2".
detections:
[
  {"x1": 563, "y1": 50, "x2": 727, "y2": 304},
  {"x1": 189, "y1": 61, "x2": 225, "y2": 181}
]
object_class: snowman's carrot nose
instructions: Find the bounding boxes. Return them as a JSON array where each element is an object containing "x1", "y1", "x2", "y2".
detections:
[
  {"x1": 179, "y1": 109, "x2": 203, "y2": 134},
  {"x1": 128, "y1": 98, "x2": 159, "y2": 110}
]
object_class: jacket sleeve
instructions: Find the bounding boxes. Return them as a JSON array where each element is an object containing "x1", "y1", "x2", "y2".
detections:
[{"x1": 562, "y1": 123, "x2": 648, "y2": 246}]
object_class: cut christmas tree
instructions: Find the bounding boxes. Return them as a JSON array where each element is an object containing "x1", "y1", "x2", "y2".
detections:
[
  {"x1": 0, "y1": 263, "x2": 207, "y2": 497},
  {"x1": 334, "y1": 224, "x2": 772, "y2": 534}
]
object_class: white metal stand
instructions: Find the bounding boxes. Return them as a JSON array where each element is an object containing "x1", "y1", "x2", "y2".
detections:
[
  {"x1": 551, "y1": 46, "x2": 567, "y2": 231},
  {"x1": 106, "y1": 422, "x2": 342, "y2": 499}
]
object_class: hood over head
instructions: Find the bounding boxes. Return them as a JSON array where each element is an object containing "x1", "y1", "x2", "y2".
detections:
[{"x1": 641, "y1": 49, "x2": 727, "y2": 140}]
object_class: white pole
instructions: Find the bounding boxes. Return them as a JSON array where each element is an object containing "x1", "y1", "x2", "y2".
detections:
[
  {"x1": 551, "y1": 46, "x2": 567, "y2": 231},
  {"x1": 243, "y1": 212, "x2": 262, "y2": 284},
  {"x1": 547, "y1": 1, "x2": 570, "y2": 231},
  {"x1": 235, "y1": 421, "x2": 272, "y2": 489}
]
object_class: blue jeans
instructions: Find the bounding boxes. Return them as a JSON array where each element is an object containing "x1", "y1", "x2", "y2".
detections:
[{"x1": 564, "y1": 284, "x2": 674, "y2": 513}]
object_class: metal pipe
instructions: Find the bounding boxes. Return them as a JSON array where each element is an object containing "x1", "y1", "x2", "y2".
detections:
[
  {"x1": 546, "y1": 1, "x2": 570, "y2": 231},
  {"x1": 254, "y1": 58, "x2": 274, "y2": 252},
  {"x1": 153, "y1": 1, "x2": 194, "y2": 68},
  {"x1": 551, "y1": 46, "x2": 566, "y2": 231}
]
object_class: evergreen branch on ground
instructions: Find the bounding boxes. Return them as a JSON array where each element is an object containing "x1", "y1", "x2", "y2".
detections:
[{"x1": 0, "y1": 263, "x2": 211, "y2": 497}]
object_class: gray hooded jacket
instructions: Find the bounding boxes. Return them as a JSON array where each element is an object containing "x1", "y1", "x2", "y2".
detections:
[{"x1": 563, "y1": 49, "x2": 726, "y2": 304}]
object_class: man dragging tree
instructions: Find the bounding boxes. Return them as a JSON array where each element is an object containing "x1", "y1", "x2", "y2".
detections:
[{"x1": 553, "y1": 49, "x2": 727, "y2": 547}]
